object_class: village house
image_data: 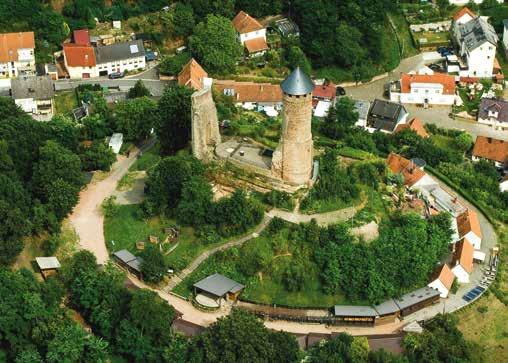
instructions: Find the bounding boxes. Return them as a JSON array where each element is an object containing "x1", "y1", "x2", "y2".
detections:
[
  {"x1": 504, "y1": 20, "x2": 508, "y2": 54},
  {"x1": 0, "y1": 32, "x2": 35, "y2": 78},
  {"x1": 390, "y1": 73, "x2": 457, "y2": 106},
  {"x1": 471, "y1": 136, "x2": 508, "y2": 169},
  {"x1": 312, "y1": 81, "x2": 337, "y2": 118},
  {"x1": 449, "y1": 0, "x2": 503, "y2": 5},
  {"x1": 178, "y1": 58, "x2": 212, "y2": 91},
  {"x1": 428, "y1": 264, "x2": 455, "y2": 298},
  {"x1": 214, "y1": 79, "x2": 283, "y2": 114},
  {"x1": 452, "y1": 8, "x2": 498, "y2": 78},
  {"x1": 456, "y1": 209, "x2": 482, "y2": 249},
  {"x1": 451, "y1": 237, "x2": 474, "y2": 283},
  {"x1": 386, "y1": 153, "x2": 436, "y2": 189},
  {"x1": 366, "y1": 99, "x2": 408, "y2": 133},
  {"x1": 232, "y1": 11, "x2": 268, "y2": 56},
  {"x1": 395, "y1": 117, "x2": 429, "y2": 138},
  {"x1": 11, "y1": 75, "x2": 54, "y2": 116},
  {"x1": 63, "y1": 30, "x2": 146, "y2": 79},
  {"x1": 354, "y1": 100, "x2": 371, "y2": 128},
  {"x1": 477, "y1": 98, "x2": 508, "y2": 131},
  {"x1": 193, "y1": 273, "x2": 244, "y2": 308}
]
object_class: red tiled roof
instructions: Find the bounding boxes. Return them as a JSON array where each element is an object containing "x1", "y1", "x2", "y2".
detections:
[
  {"x1": 456, "y1": 209, "x2": 482, "y2": 239},
  {"x1": 313, "y1": 82, "x2": 336, "y2": 100},
  {"x1": 386, "y1": 153, "x2": 426, "y2": 187},
  {"x1": 472, "y1": 136, "x2": 508, "y2": 164},
  {"x1": 453, "y1": 238, "x2": 474, "y2": 274},
  {"x1": 63, "y1": 44, "x2": 96, "y2": 67},
  {"x1": 244, "y1": 37, "x2": 269, "y2": 54},
  {"x1": 0, "y1": 32, "x2": 35, "y2": 63},
  {"x1": 430, "y1": 264, "x2": 455, "y2": 291},
  {"x1": 232, "y1": 11, "x2": 264, "y2": 34},
  {"x1": 400, "y1": 73, "x2": 456, "y2": 95},
  {"x1": 453, "y1": 7, "x2": 476, "y2": 22},
  {"x1": 395, "y1": 118, "x2": 429, "y2": 138},
  {"x1": 214, "y1": 79, "x2": 282, "y2": 103},
  {"x1": 459, "y1": 76, "x2": 479, "y2": 84},
  {"x1": 178, "y1": 58, "x2": 208, "y2": 91},
  {"x1": 73, "y1": 29, "x2": 90, "y2": 46}
]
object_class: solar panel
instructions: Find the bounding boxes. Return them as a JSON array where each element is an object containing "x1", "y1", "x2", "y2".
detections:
[{"x1": 130, "y1": 44, "x2": 139, "y2": 54}]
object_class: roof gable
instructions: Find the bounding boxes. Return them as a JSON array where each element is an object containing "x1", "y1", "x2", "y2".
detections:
[
  {"x1": 453, "y1": 238, "x2": 474, "y2": 273},
  {"x1": 478, "y1": 98, "x2": 508, "y2": 123},
  {"x1": 456, "y1": 209, "x2": 482, "y2": 239},
  {"x1": 430, "y1": 264, "x2": 454, "y2": 290},
  {"x1": 94, "y1": 39, "x2": 145, "y2": 64},
  {"x1": 472, "y1": 136, "x2": 508, "y2": 164},
  {"x1": 232, "y1": 11, "x2": 264, "y2": 34},
  {"x1": 214, "y1": 79, "x2": 283, "y2": 103},
  {"x1": 395, "y1": 117, "x2": 429, "y2": 138},
  {"x1": 453, "y1": 7, "x2": 476, "y2": 22},
  {"x1": 0, "y1": 32, "x2": 35, "y2": 62},
  {"x1": 386, "y1": 153, "x2": 426, "y2": 187},
  {"x1": 178, "y1": 58, "x2": 208, "y2": 90},
  {"x1": 400, "y1": 73, "x2": 456, "y2": 95},
  {"x1": 63, "y1": 44, "x2": 96, "y2": 67}
]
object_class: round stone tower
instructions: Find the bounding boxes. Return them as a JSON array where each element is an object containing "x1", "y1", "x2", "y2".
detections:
[{"x1": 271, "y1": 67, "x2": 314, "y2": 185}]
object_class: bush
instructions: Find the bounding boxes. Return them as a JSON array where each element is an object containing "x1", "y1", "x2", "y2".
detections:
[
  {"x1": 477, "y1": 306, "x2": 488, "y2": 314},
  {"x1": 196, "y1": 224, "x2": 221, "y2": 245},
  {"x1": 42, "y1": 234, "x2": 62, "y2": 256},
  {"x1": 140, "y1": 245, "x2": 167, "y2": 283},
  {"x1": 101, "y1": 196, "x2": 119, "y2": 218}
]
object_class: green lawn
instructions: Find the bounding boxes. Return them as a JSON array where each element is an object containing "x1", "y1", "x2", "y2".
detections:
[
  {"x1": 173, "y1": 227, "x2": 359, "y2": 308},
  {"x1": 300, "y1": 195, "x2": 362, "y2": 215},
  {"x1": 104, "y1": 204, "x2": 258, "y2": 272},
  {"x1": 431, "y1": 134, "x2": 455, "y2": 150},
  {"x1": 129, "y1": 142, "x2": 161, "y2": 171},
  {"x1": 350, "y1": 187, "x2": 391, "y2": 227},
  {"x1": 224, "y1": 112, "x2": 281, "y2": 149},
  {"x1": 54, "y1": 91, "x2": 78, "y2": 116},
  {"x1": 389, "y1": 12, "x2": 419, "y2": 58}
]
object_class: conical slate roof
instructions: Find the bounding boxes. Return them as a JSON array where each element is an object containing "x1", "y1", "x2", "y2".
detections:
[{"x1": 280, "y1": 67, "x2": 314, "y2": 95}]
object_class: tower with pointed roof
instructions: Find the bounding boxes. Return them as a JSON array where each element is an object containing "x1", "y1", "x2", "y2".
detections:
[{"x1": 271, "y1": 67, "x2": 314, "y2": 185}]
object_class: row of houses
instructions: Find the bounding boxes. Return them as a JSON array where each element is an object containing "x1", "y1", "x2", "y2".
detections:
[{"x1": 386, "y1": 152, "x2": 485, "y2": 297}]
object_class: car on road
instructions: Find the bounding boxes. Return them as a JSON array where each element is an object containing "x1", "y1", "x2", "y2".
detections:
[
  {"x1": 108, "y1": 71, "x2": 125, "y2": 79},
  {"x1": 336, "y1": 86, "x2": 346, "y2": 96}
]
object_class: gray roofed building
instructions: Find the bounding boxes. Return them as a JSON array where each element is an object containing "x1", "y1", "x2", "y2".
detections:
[
  {"x1": 280, "y1": 67, "x2": 314, "y2": 95},
  {"x1": 35, "y1": 257, "x2": 61, "y2": 270},
  {"x1": 333, "y1": 305, "x2": 378, "y2": 317},
  {"x1": 275, "y1": 18, "x2": 300, "y2": 37},
  {"x1": 354, "y1": 100, "x2": 370, "y2": 126},
  {"x1": 113, "y1": 249, "x2": 137, "y2": 263},
  {"x1": 478, "y1": 98, "x2": 508, "y2": 124},
  {"x1": 11, "y1": 75, "x2": 54, "y2": 100},
  {"x1": 458, "y1": 17, "x2": 498, "y2": 52},
  {"x1": 193, "y1": 273, "x2": 244, "y2": 298},
  {"x1": 374, "y1": 299, "x2": 400, "y2": 316},
  {"x1": 367, "y1": 99, "x2": 408, "y2": 132},
  {"x1": 95, "y1": 39, "x2": 146, "y2": 64},
  {"x1": 394, "y1": 287, "x2": 440, "y2": 310},
  {"x1": 127, "y1": 257, "x2": 143, "y2": 273}
]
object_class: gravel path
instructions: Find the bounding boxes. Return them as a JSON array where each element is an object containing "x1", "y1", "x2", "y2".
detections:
[{"x1": 69, "y1": 139, "x2": 155, "y2": 265}]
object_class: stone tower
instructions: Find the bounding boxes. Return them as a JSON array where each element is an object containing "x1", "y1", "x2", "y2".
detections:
[
  {"x1": 271, "y1": 67, "x2": 314, "y2": 185},
  {"x1": 191, "y1": 87, "x2": 221, "y2": 161}
]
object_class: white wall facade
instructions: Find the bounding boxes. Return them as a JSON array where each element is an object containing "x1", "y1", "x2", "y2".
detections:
[
  {"x1": 96, "y1": 56, "x2": 146, "y2": 76},
  {"x1": 413, "y1": 174, "x2": 438, "y2": 190},
  {"x1": 391, "y1": 83, "x2": 456, "y2": 105},
  {"x1": 238, "y1": 29, "x2": 267, "y2": 45},
  {"x1": 464, "y1": 42, "x2": 496, "y2": 78},
  {"x1": 504, "y1": 25, "x2": 508, "y2": 51},
  {"x1": 14, "y1": 98, "x2": 36, "y2": 113},
  {"x1": 0, "y1": 48, "x2": 35, "y2": 78},
  {"x1": 450, "y1": 0, "x2": 503, "y2": 4},
  {"x1": 478, "y1": 116, "x2": 508, "y2": 130},
  {"x1": 463, "y1": 231, "x2": 481, "y2": 250},
  {"x1": 428, "y1": 279, "x2": 449, "y2": 298},
  {"x1": 472, "y1": 155, "x2": 504, "y2": 168},
  {"x1": 66, "y1": 64, "x2": 99, "y2": 79},
  {"x1": 452, "y1": 265, "x2": 470, "y2": 284}
]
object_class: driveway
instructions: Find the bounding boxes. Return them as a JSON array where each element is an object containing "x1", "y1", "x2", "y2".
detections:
[{"x1": 55, "y1": 78, "x2": 171, "y2": 97}]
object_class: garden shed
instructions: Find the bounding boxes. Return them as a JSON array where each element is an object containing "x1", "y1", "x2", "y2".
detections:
[
  {"x1": 35, "y1": 257, "x2": 61, "y2": 279},
  {"x1": 193, "y1": 273, "x2": 244, "y2": 307}
]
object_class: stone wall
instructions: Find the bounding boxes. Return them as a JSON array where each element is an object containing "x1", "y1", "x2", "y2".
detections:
[
  {"x1": 271, "y1": 92, "x2": 313, "y2": 185},
  {"x1": 191, "y1": 88, "x2": 221, "y2": 161}
]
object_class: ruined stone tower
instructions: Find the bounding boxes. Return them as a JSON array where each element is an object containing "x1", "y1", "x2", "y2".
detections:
[
  {"x1": 191, "y1": 87, "x2": 221, "y2": 161},
  {"x1": 271, "y1": 67, "x2": 314, "y2": 185}
]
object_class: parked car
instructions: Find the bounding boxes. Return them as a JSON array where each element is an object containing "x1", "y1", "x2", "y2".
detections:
[
  {"x1": 429, "y1": 63, "x2": 442, "y2": 71},
  {"x1": 336, "y1": 86, "x2": 346, "y2": 96},
  {"x1": 108, "y1": 71, "x2": 125, "y2": 79}
]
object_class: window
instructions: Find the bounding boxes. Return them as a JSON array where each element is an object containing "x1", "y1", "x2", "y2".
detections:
[
  {"x1": 487, "y1": 56, "x2": 490, "y2": 59},
  {"x1": 224, "y1": 88, "x2": 235, "y2": 96}
]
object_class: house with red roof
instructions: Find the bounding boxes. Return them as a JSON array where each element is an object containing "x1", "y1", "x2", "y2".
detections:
[
  {"x1": 451, "y1": 237, "x2": 474, "y2": 283},
  {"x1": 390, "y1": 73, "x2": 457, "y2": 106},
  {"x1": 456, "y1": 209, "x2": 482, "y2": 249},
  {"x1": 232, "y1": 11, "x2": 268, "y2": 56},
  {"x1": 472, "y1": 136, "x2": 508, "y2": 168},
  {"x1": 386, "y1": 153, "x2": 436, "y2": 189},
  {"x1": 395, "y1": 118, "x2": 429, "y2": 138},
  {"x1": 428, "y1": 264, "x2": 455, "y2": 298},
  {"x1": 0, "y1": 32, "x2": 35, "y2": 78}
]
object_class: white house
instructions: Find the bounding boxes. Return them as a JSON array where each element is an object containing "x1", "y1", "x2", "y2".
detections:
[
  {"x1": 63, "y1": 36, "x2": 146, "y2": 79},
  {"x1": 213, "y1": 79, "x2": 283, "y2": 111},
  {"x1": 500, "y1": 175, "x2": 508, "y2": 192},
  {"x1": 0, "y1": 32, "x2": 36, "y2": 78},
  {"x1": 477, "y1": 98, "x2": 508, "y2": 131},
  {"x1": 428, "y1": 264, "x2": 455, "y2": 298},
  {"x1": 451, "y1": 237, "x2": 474, "y2": 284},
  {"x1": 386, "y1": 153, "x2": 437, "y2": 189},
  {"x1": 354, "y1": 100, "x2": 370, "y2": 128},
  {"x1": 452, "y1": 10, "x2": 498, "y2": 78},
  {"x1": 232, "y1": 11, "x2": 268, "y2": 56},
  {"x1": 390, "y1": 73, "x2": 457, "y2": 106},
  {"x1": 11, "y1": 75, "x2": 54, "y2": 115},
  {"x1": 450, "y1": 0, "x2": 503, "y2": 5},
  {"x1": 456, "y1": 209, "x2": 482, "y2": 250}
]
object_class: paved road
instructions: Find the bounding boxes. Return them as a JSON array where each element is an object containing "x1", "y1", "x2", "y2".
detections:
[
  {"x1": 343, "y1": 54, "x2": 508, "y2": 140},
  {"x1": 164, "y1": 215, "x2": 272, "y2": 291}
]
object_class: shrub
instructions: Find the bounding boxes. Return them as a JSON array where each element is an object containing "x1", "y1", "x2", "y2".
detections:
[
  {"x1": 102, "y1": 196, "x2": 119, "y2": 218},
  {"x1": 42, "y1": 234, "x2": 62, "y2": 256}
]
